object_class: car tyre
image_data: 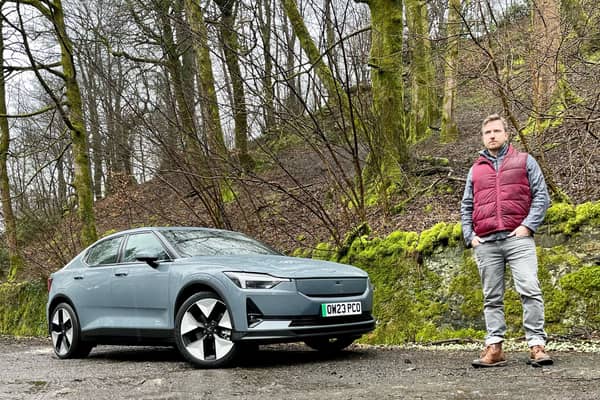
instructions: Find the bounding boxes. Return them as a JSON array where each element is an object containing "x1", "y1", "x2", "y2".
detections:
[
  {"x1": 50, "y1": 303, "x2": 93, "y2": 359},
  {"x1": 175, "y1": 292, "x2": 238, "y2": 368},
  {"x1": 304, "y1": 336, "x2": 357, "y2": 353}
]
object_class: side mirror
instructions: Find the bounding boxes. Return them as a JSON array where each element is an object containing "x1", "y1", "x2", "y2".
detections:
[{"x1": 135, "y1": 252, "x2": 160, "y2": 268}]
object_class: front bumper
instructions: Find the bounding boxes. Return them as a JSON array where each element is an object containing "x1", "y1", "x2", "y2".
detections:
[{"x1": 231, "y1": 313, "x2": 376, "y2": 342}]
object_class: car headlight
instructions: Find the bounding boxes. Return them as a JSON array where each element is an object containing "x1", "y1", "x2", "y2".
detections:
[{"x1": 224, "y1": 272, "x2": 290, "y2": 289}]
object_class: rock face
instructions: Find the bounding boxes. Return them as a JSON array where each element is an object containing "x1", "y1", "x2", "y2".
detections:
[
  {"x1": 340, "y1": 202, "x2": 600, "y2": 344},
  {"x1": 422, "y1": 224, "x2": 600, "y2": 339}
]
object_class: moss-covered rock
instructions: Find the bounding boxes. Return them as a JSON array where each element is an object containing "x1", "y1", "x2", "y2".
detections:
[
  {"x1": 302, "y1": 201, "x2": 600, "y2": 344},
  {"x1": 0, "y1": 280, "x2": 47, "y2": 336},
  {"x1": 559, "y1": 265, "x2": 600, "y2": 329}
]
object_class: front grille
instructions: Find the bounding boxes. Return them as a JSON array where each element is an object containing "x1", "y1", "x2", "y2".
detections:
[{"x1": 296, "y1": 278, "x2": 367, "y2": 297}]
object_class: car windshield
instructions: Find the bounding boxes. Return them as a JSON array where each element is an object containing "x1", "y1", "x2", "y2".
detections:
[{"x1": 161, "y1": 229, "x2": 280, "y2": 257}]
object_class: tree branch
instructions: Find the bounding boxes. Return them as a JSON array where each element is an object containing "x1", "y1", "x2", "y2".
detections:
[
  {"x1": 13, "y1": 3, "x2": 76, "y2": 132},
  {"x1": 0, "y1": 103, "x2": 58, "y2": 118}
]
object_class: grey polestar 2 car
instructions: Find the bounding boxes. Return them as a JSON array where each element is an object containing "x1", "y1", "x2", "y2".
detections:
[{"x1": 47, "y1": 227, "x2": 375, "y2": 367}]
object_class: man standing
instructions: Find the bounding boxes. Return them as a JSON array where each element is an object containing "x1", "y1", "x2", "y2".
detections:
[{"x1": 461, "y1": 113, "x2": 553, "y2": 368}]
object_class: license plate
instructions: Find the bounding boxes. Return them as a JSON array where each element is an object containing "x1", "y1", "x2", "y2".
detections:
[{"x1": 321, "y1": 301, "x2": 362, "y2": 317}]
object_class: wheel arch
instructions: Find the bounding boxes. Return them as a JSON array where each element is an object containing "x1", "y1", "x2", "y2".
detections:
[
  {"x1": 47, "y1": 295, "x2": 78, "y2": 331},
  {"x1": 174, "y1": 281, "x2": 227, "y2": 320}
]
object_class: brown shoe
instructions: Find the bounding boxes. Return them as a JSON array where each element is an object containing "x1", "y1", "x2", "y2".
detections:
[
  {"x1": 528, "y1": 345, "x2": 553, "y2": 367},
  {"x1": 472, "y1": 343, "x2": 508, "y2": 368}
]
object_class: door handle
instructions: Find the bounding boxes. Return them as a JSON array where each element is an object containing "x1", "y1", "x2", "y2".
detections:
[
  {"x1": 114, "y1": 270, "x2": 128, "y2": 277},
  {"x1": 73, "y1": 276, "x2": 84, "y2": 280}
]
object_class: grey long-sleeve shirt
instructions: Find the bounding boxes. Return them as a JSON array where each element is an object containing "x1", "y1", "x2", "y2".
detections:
[{"x1": 460, "y1": 144, "x2": 550, "y2": 247}]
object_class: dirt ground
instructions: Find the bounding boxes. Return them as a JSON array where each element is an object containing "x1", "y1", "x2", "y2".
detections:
[{"x1": 1, "y1": 336, "x2": 599, "y2": 400}]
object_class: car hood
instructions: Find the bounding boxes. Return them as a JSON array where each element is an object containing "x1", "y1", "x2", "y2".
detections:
[{"x1": 174, "y1": 255, "x2": 367, "y2": 279}]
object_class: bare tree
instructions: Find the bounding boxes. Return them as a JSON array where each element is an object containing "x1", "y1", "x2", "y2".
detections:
[
  {"x1": 10, "y1": 0, "x2": 97, "y2": 245},
  {"x1": 0, "y1": 10, "x2": 24, "y2": 280},
  {"x1": 406, "y1": 0, "x2": 438, "y2": 142},
  {"x1": 213, "y1": 0, "x2": 253, "y2": 171},
  {"x1": 440, "y1": 0, "x2": 460, "y2": 142}
]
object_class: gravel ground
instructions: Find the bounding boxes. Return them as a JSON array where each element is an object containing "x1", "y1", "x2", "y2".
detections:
[{"x1": 1, "y1": 336, "x2": 599, "y2": 400}]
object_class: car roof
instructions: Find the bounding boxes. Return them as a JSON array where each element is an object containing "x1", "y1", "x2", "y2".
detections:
[{"x1": 100, "y1": 226, "x2": 238, "y2": 241}]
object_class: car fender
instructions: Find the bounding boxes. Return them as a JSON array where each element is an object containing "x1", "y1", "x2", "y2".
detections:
[
  {"x1": 173, "y1": 272, "x2": 236, "y2": 321},
  {"x1": 46, "y1": 293, "x2": 79, "y2": 332}
]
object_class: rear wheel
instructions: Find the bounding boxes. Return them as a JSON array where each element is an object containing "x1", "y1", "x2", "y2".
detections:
[
  {"x1": 175, "y1": 292, "x2": 238, "y2": 368},
  {"x1": 304, "y1": 336, "x2": 357, "y2": 352},
  {"x1": 50, "y1": 303, "x2": 93, "y2": 359}
]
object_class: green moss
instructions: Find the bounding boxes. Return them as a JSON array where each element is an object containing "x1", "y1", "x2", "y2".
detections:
[
  {"x1": 339, "y1": 228, "x2": 451, "y2": 344},
  {"x1": 544, "y1": 201, "x2": 600, "y2": 235},
  {"x1": 221, "y1": 183, "x2": 236, "y2": 204},
  {"x1": 512, "y1": 56, "x2": 525, "y2": 66},
  {"x1": 587, "y1": 50, "x2": 600, "y2": 63},
  {"x1": 0, "y1": 281, "x2": 47, "y2": 336},
  {"x1": 416, "y1": 222, "x2": 462, "y2": 256},
  {"x1": 101, "y1": 229, "x2": 118, "y2": 238},
  {"x1": 312, "y1": 242, "x2": 336, "y2": 261},
  {"x1": 545, "y1": 202, "x2": 576, "y2": 225},
  {"x1": 291, "y1": 248, "x2": 311, "y2": 258},
  {"x1": 447, "y1": 252, "x2": 484, "y2": 326},
  {"x1": 564, "y1": 202, "x2": 600, "y2": 233},
  {"x1": 337, "y1": 223, "x2": 371, "y2": 259},
  {"x1": 0, "y1": 247, "x2": 9, "y2": 279},
  {"x1": 559, "y1": 265, "x2": 600, "y2": 329}
]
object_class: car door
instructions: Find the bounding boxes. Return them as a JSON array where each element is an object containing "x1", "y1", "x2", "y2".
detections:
[
  {"x1": 70, "y1": 235, "x2": 124, "y2": 332},
  {"x1": 109, "y1": 231, "x2": 172, "y2": 331}
]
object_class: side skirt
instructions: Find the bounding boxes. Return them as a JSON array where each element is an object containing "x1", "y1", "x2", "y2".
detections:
[{"x1": 81, "y1": 328, "x2": 175, "y2": 346}]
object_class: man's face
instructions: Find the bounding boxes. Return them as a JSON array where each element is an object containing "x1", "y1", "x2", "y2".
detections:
[{"x1": 481, "y1": 119, "x2": 509, "y2": 154}]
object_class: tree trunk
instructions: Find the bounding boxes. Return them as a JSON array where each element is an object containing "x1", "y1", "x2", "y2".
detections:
[
  {"x1": 213, "y1": 0, "x2": 253, "y2": 171},
  {"x1": 440, "y1": 0, "x2": 460, "y2": 143},
  {"x1": 185, "y1": 0, "x2": 231, "y2": 228},
  {"x1": 357, "y1": 0, "x2": 409, "y2": 168},
  {"x1": 260, "y1": 0, "x2": 276, "y2": 134},
  {"x1": 157, "y1": 68, "x2": 181, "y2": 172},
  {"x1": 406, "y1": 0, "x2": 438, "y2": 142},
  {"x1": 282, "y1": 14, "x2": 303, "y2": 116},
  {"x1": 324, "y1": 0, "x2": 337, "y2": 68},
  {"x1": 281, "y1": 0, "x2": 343, "y2": 101},
  {"x1": 184, "y1": 0, "x2": 228, "y2": 160},
  {"x1": 52, "y1": 0, "x2": 98, "y2": 246},
  {"x1": 85, "y1": 70, "x2": 104, "y2": 199},
  {"x1": 530, "y1": 0, "x2": 561, "y2": 130},
  {"x1": 560, "y1": 0, "x2": 599, "y2": 53},
  {"x1": 0, "y1": 23, "x2": 24, "y2": 280},
  {"x1": 56, "y1": 152, "x2": 67, "y2": 208},
  {"x1": 159, "y1": 1, "x2": 199, "y2": 155},
  {"x1": 175, "y1": 0, "x2": 199, "y2": 149},
  {"x1": 528, "y1": 0, "x2": 569, "y2": 202}
]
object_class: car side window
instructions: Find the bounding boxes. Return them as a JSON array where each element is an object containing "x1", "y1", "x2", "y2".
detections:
[
  {"x1": 85, "y1": 237, "x2": 123, "y2": 266},
  {"x1": 122, "y1": 232, "x2": 169, "y2": 263}
]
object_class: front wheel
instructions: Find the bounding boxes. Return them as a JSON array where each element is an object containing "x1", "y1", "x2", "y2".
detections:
[
  {"x1": 50, "y1": 303, "x2": 93, "y2": 359},
  {"x1": 304, "y1": 336, "x2": 357, "y2": 353},
  {"x1": 175, "y1": 292, "x2": 238, "y2": 368}
]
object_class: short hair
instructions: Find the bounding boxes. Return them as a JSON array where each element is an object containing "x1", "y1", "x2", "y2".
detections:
[{"x1": 481, "y1": 113, "x2": 508, "y2": 134}]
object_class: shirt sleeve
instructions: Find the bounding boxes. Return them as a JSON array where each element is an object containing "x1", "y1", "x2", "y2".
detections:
[
  {"x1": 521, "y1": 155, "x2": 550, "y2": 232},
  {"x1": 460, "y1": 167, "x2": 476, "y2": 247}
]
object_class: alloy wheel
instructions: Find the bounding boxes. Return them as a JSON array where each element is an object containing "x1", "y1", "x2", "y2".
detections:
[
  {"x1": 179, "y1": 297, "x2": 234, "y2": 363},
  {"x1": 51, "y1": 307, "x2": 74, "y2": 356}
]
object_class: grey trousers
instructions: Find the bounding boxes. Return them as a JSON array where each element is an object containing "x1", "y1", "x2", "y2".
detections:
[{"x1": 473, "y1": 235, "x2": 547, "y2": 347}]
